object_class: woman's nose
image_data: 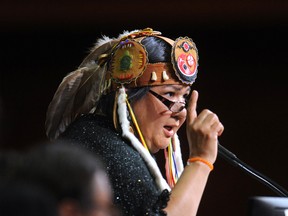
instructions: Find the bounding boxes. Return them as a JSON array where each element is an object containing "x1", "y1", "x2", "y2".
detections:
[{"x1": 171, "y1": 107, "x2": 187, "y2": 120}]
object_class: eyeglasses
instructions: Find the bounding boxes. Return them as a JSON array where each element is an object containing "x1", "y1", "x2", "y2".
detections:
[{"x1": 149, "y1": 90, "x2": 187, "y2": 113}]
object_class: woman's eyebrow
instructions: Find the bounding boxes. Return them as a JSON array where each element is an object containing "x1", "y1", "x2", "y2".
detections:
[{"x1": 161, "y1": 85, "x2": 188, "y2": 91}]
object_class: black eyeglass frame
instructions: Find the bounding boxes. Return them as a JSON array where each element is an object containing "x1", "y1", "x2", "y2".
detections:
[{"x1": 149, "y1": 90, "x2": 187, "y2": 113}]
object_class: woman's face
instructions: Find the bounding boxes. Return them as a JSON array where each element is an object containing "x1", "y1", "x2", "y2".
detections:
[{"x1": 132, "y1": 84, "x2": 190, "y2": 153}]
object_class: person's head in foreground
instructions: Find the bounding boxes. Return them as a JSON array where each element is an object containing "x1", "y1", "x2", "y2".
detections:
[{"x1": 0, "y1": 142, "x2": 118, "y2": 216}]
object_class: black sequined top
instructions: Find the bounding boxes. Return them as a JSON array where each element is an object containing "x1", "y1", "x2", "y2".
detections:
[{"x1": 61, "y1": 114, "x2": 170, "y2": 216}]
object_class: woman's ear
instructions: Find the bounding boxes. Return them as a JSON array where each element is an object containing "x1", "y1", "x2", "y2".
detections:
[{"x1": 58, "y1": 199, "x2": 82, "y2": 216}]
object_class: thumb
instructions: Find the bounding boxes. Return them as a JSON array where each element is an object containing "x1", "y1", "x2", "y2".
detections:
[{"x1": 187, "y1": 90, "x2": 198, "y2": 125}]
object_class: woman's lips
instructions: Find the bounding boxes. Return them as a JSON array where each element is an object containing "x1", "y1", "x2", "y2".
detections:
[{"x1": 163, "y1": 126, "x2": 174, "y2": 137}]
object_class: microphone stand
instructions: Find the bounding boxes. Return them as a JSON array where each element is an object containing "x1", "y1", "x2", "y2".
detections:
[{"x1": 218, "y1": 142, "x2": 288, "y2": 197}]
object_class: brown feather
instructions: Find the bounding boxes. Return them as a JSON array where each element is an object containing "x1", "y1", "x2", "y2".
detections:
[
  {"x1": 45, "y1": 64, "x2": 106, "y2": 140},
  {"x1": 45, "y1": 38, "x2": 120, "y2": 140}
]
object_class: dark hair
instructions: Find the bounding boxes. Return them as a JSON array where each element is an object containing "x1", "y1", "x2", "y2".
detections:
[
  {"x1": 94, "y1": 87, "x2": 150, "y2": 121},
  {"x1": 0, "y1": 141, "x2": 107, "y2": 212},
  {"x1": 141, "y1": 36, "x2": 172, "y2": 63},
  {"x1": 95, "y1": 36, "x2": 172, "y2": 117}
]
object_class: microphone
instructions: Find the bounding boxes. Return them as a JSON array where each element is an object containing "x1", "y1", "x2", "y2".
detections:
[{"x1": 217, "y1": 142, "x2": 288, "y2": 197}]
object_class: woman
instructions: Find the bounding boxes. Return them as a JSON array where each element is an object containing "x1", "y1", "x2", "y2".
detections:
[{"x1": 45, "y1": 28, "x2": 224, "y2": 216}]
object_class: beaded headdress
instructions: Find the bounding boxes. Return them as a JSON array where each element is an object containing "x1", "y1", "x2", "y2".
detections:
[{"x1": 45, "y1": 28, "x2": 199, "y2": 190}]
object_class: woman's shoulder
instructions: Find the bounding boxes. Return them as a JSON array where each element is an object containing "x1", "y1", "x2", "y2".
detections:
[
  {"x1": 67, "y1": 114, "x2": 115, "y2": 131},
  {"x1": 61, "y1": 114, "x2": 118, "y2": 139},
  {"x1": 60, "y1": 114, "x2": 139, "y2": 157}
]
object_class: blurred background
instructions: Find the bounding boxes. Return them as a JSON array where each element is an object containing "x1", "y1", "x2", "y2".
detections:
[{"x1": 1, "y1": 0, "x2": 288, "y2": 215}]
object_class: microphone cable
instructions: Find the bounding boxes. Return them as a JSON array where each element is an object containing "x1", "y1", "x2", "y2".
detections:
[{"x1": 218, "y1": 142, "x2": 288, "y2": 197}]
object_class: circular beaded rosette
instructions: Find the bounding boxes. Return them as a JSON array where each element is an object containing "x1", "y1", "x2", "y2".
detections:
[
  {"x1": 171, "y1": 37, "x2": 199, "y2": 85},
  {"x1": 109, "y1": 39, "x2": 148, "y2": 84}
]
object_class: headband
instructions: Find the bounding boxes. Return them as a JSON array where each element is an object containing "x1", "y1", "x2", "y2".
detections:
[{"x1": 105, "y1": 28, "x2": 199, "y2": 90}]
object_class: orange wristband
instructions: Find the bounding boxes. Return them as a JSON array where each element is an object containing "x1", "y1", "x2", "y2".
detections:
[{"x1": 187, "y1": 157, "x2": 214, "y2": 171}]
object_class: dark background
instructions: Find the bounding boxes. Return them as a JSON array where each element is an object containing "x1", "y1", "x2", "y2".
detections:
[{"x1": 1, "y1": 0, "x2": 288, "y2": 215}]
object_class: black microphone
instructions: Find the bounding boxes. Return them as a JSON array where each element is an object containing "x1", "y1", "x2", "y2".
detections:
[{"x1": 217, "y1": 142, "x2": 288, "y2": 197}]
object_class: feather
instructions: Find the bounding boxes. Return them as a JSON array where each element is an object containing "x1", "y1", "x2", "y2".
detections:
[
  {"x1": 80, "y1": 28, "x2": 153, "y2": 67},
  {"x1": 80, "y1": 39, "x2": 118, "y2": 68},
  {"x1": 45, "y1": 64, "x2": 103, "y2": 140},
  {"x1": 45, "y1": 36, "x2": 123, "y2": 140},
  {"x1": 90, "y1": 29, "x2": 139, "y2": 53}
]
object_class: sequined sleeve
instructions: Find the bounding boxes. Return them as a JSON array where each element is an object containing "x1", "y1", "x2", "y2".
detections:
[
  {"x1": 148, "y1": 189, "x2": 170, "y2": 215},
  {"x1": 61, "y1": 114, "x2": 171, "y2": 216}
]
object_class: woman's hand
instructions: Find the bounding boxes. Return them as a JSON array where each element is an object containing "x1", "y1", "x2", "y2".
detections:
[{"x1": 186, "y1": 90, "x2": 224, "y2": 164}]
